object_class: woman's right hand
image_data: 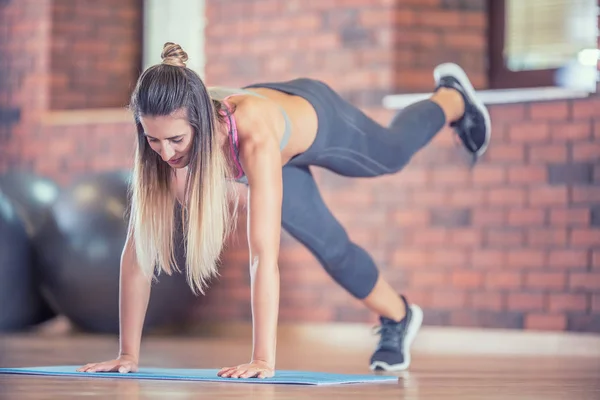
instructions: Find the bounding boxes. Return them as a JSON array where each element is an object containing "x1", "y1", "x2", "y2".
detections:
[{"x1": 76, "y1": 354, "x2": 138, "y2": 374}]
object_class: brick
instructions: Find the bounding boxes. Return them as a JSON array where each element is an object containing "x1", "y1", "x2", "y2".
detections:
[
  {"x1": 486, "y1": 144, "x2": 526, "y2": 163},
  {"x1": 549, "y1": 208, "x2": 590, "y2": 226},
  {"x1": 429, "y1": 249, "x2": 470, "y2": 266},
  {"x1": 548, "y1": 294, "x2": 588, "y2": 312},
  {"x1": 430, "y1": 208, "x2": 471, "y2": 227},
  {"x1": 449, "y1": 189, "x2": 486, "y2": 207},
  {"x1": 528, "y1": 144, "x2": 569, "y2": 163},
  {"x1": 430, "y1": 290, "x2": 467, "y2": 309},
  {"x1": 469, "y1": 292, "x2": 504, "y2": 311},
  {"x1": 548, "y1": 250, "x2": 589, "y2": 270},
  {"x1": 392, "y1": 249, "x2": 430, "y2": 268},
  {"x1": 462, "y1": 12, "x2": 486, "y2": 28},
  {"x1": 529, "y1": 101, "x2": 570, "y2": 120},
  {"x1": 569, "y1": 272, "x2": 600, "y2": 290},
  {"x1": 527, "y1": 228, "x2": 569, "y2": 247},
  {"x1": 451, "y1": 270, "x2": 484, "y2": 288},
  {"x1": 488, "y1": 104, "x2": 526, "y2": 123},
  {"x1": 393, "y1": 9, "x2": 419, "y2": 25},
  {"x1": 571, "y1": 186, "x2": 600, "y2": 203},
  {"x1": 507, "y1": 165, "x2": 547, "y2": 184},
  {"x1": 507, "y1": 293, "x2": 545, "y2": 311},
  {"x1": 392, "y1": 209, "x2": 430, "y2": 226},
  {"x1": 450, "y1": 311, "x2": 523, "y2": 329},
  {"x1": 547, "y1": 163, "x2": 594, "y2": 185},
  {"x1": 360, "y1": 9, "x2": 410, "y2": 28},
  {"x1": 550, "y1": 121, "x2": 592, "y2": 141},
  {"x1": 430, "y1": 166, "x2": 470, "y2": 185},
  {"x1": 471, "y1": 165, "x2": 506, "y2": 185},
  {"x1": 407, "y1": 189, "x2": 450, "y2": 207},
  {"x1": 572, "y1": 142, "x2": 600, "y2": 162},
  {"x1": 572, "y1": 98, "x2": 600, "y2": 118},
  {"x1": 416, "y1": 10, "x2": 462, "y2": 27},
  {"x1": 570, "y1": 229, "x2": 600, "y2": 247},
  {"x1": 594, "y1": 119, "x2": 600, "y2": 139},
  {"x1": 528, "y1": 186, "x2": 568, "y2": 206},
  {"x1": 442, "y1": 0, "x2": 486, "y2": 11},
  {"x1": 507, "y1": 209, "x2": 545, "y2": 226},
  {"x1": 472, "y1": 209, "x2": 506, "y2": 226},
  {"x1": 448, "y1": 228, "x2": 482, "y2": 247},
  {"x1": 471, "y1": 250, "x2": 507, "y2": 269},
  {"x1": 507, "y1": 122, "x2": 550, "y2": 143},
  {"x1": 525, "y1": 314, "x2": 567, "y2": 330},
  {"x1": 485, "y1": 228, "x2": 525, "y2": 248},
  {"x1": 411, "y1": 271, "x2": 449, "y2": 287},
  {"x1": 409, "y1": 228, "x2": 449, "y2": 246},
  {"x1": 567, "y1": 315, "x2": 600, "y2": 332},
  {"x1": 594, "y1": 250, "x2": 600, "y2": 269},
  {"x1": 485, "y1": 272, "x2": 522, "y2": 288},
  {"x1": 389, "y1": 168, "x2": 429, "y2": 186},
  {"x1": 592, "y1": 206, "x2": 600, "y2": 227},
  {"x1": 507, "y1": 250, "x2": 545, "y2": 269},
  {"x1": 443, "y1": 32, "x2": 486, "y2": 49},
  {"x1": 593, "y1": 294, "x2": 600, "y2": 312},
  {"x1": 525, "y1": 272, "x2": 567, "y2": 290},
  {"x1": 487, "y1": 187, "x2": 526, "y2": 206}
]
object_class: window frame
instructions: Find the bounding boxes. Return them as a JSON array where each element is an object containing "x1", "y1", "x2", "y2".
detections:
[{"x1": 487, "y1": 0, "x2": 562, "y2": 90}]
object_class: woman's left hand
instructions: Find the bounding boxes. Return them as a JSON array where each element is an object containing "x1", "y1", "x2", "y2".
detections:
[{"x1": 217, "y1": 360, "x2": 275, "y2": 379}]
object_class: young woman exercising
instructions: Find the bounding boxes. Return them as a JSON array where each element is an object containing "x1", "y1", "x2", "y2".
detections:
[{"x1": 77, "y1": 42, "x2": 491, "y2": 378}]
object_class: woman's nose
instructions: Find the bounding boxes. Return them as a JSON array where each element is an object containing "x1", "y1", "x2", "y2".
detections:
[{"x1": 160, "y1": 144, "x2": 175, "y2": 161}]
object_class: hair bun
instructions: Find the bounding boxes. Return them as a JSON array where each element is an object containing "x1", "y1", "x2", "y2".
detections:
[{"x1": 161, "y1": 42, "x2": 188, "y2": 68}]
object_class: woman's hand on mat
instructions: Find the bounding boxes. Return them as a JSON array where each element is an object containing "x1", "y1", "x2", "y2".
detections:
[
  {"x1": 76, "y1": 355, "x2": 138, "y2": 374},
  {"x1": 217, "y1": 360, "x2": 275, "y2": 379}
]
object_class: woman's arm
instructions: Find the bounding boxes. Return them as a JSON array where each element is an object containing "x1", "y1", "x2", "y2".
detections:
[
  {"x1": 244, "y1": 133, "x2": 283, "y2": 369},
  {"x1": 218, "y1": 103, "x2": 284, "y2": 379},
  {"x1": 119, "y1": 230, "x2": 153, "y2": 363},
  {"x1": 77, "y1": 226, "x2": 152, "y2": 373}
]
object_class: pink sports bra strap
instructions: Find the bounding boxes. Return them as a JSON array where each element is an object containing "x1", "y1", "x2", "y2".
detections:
[{"x1": 221, "y1": 98, "x2": 245, "y2": 180}]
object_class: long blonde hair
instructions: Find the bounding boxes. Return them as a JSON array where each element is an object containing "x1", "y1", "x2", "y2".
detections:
[{"x1": 128, "y1": 42, "x2": 238, "y2": 294}]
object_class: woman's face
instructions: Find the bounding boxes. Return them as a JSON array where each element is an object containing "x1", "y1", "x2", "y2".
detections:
[{"x1": 140, "y1": 110, "x2": 194, "y2": 168}]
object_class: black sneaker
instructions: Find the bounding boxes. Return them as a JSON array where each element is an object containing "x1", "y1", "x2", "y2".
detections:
[
  {"x1": 369, "y1": 295, "x2": 423, "y2": 371},
  {"x1": 433, "y1": 63, "x2": 491, "y2": 164}
]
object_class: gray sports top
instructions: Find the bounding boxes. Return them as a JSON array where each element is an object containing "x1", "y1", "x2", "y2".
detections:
[{"x1": 208, "y1": 86, "x2": 292, "y2": 185}]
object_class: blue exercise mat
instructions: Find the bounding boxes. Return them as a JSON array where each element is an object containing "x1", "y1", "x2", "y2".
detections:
[{"x1": 0, "y1": 365, "x2": 398, "y2": 385}]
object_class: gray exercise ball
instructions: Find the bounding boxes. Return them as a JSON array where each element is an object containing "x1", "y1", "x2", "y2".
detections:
[
  {"x1": 34, "y1": 170, "x2": 199, "y2": 334},
  {"x1": 0, "y1": 187, "x2": 55, "y2": 331}
]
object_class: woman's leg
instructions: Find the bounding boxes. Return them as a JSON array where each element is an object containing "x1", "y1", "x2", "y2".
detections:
[
  {"x1": 287, "y1": 63, "x2": 490, "y2": 178},
  {"x1": 276, "y1": 64, "x2": 491, "y2": 371},
  {"x1": 280, "y1": 164, "x2": 422, "y2": 371}
]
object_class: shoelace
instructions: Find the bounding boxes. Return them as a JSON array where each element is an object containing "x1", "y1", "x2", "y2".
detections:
[{"x1": 372, "y1": 322, "x2": 403, "y2": 351}]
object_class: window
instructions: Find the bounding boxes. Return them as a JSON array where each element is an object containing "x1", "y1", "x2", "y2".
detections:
[{"x1": 488, "y1": 0, "x2": 599, "y2": 90}]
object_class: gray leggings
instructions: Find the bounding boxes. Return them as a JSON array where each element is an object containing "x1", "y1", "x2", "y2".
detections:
[{"x1": 244, "y1": 78, "x2": 446, "y2": 299}]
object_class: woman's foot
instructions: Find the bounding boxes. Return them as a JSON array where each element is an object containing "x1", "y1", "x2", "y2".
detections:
[
  {"x1": 369, "y1": 295, "x2": 423, "y2": 372},
  {"x1": 433, "y1": 63, "x2": 492, "y2": 164}
]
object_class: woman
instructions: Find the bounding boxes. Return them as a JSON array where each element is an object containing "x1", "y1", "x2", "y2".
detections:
[{"x1": 77, "y1": 42, "x2": 491, "y2": 378}]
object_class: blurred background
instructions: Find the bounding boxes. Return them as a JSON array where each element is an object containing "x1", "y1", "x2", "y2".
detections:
[{"x1": 0, "y1": 0, "x2": 599, "y2": 337}]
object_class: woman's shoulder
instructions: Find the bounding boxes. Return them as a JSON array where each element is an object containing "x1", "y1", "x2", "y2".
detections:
[{"x1": 231, "y1": 96, "x2": 283, "y2": 146}]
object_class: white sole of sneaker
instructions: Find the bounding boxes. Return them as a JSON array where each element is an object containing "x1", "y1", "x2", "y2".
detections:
[
  {"x1": 433, "y1": 62, "x2": 492, "y2": 159},
  {"x1": 369, "y1": 304, "x2": 424, "y2": 372}
]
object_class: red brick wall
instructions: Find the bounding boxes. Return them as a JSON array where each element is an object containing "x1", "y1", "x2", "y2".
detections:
[
  {"x1": 0, "y1": 0, "x2": 51, "y2": 172},
  {"x1": 1, "y1": 0, "x2": 599, "y2": 333},
  {"x1": 0, "y1": 0, "x2": 139, "y2": 181},
  {"x1": 50, "y1": 0, "x2": 143, "y2": 110}
]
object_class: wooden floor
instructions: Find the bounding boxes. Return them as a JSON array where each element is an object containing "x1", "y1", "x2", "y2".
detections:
[{"x1": 0, "y1": 322, "x2": 599, "y2": 399}]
